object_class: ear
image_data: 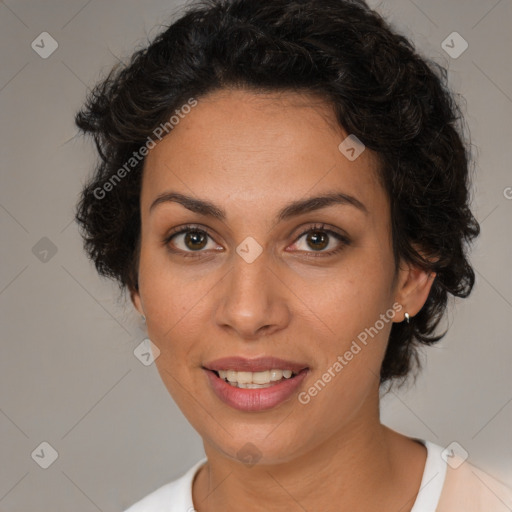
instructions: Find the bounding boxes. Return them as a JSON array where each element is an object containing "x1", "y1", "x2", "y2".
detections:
[
  {"x1": 130, "y1": 287, "x2": 145, "y2": 317},
  {"x1": 393, "y1": 259, "x2": 436, "y2": 322}
]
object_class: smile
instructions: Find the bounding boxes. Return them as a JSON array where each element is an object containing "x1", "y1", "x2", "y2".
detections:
[
  {"x1": 216, "y1": 369, "x2": 296, "y2": 388},
  {"x1": 203, "y1": 357, "x2": 309, "y2": 411}
]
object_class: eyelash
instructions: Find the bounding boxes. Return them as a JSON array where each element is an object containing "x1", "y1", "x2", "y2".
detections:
[{"x1": 163, "y1": 223, "x2": 350, "y2": 259}]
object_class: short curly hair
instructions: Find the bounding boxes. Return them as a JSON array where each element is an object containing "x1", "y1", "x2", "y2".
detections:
[{"x1": 75, "y1": 0, "x2": 480, "y2": 385}]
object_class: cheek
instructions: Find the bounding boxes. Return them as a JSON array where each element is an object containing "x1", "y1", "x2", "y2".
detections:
[
  {"x1": 297, "y1": 270, "x2": 394, "y2": 422},
  {"x1": 137, "y1": 247, "x2": 212, "y2": 360},
  {"x1": 309, "y1": 252, "x2": 395, "y2": 336},
  {"x1": 299, "y1": 248, "x2": 396, "y2": 394}
]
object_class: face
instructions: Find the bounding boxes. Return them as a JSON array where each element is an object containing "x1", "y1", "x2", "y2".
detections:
[{"x1": 132, "y1": 88, "x2": 428, "y2": 464}]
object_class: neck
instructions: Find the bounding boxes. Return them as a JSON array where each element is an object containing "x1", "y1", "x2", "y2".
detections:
[{"x1": 192, "y1": 412, "x2": 419, "y2": 511}]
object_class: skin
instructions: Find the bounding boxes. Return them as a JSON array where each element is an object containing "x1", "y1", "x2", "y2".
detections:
[{"x1": 131, "y1": 88, "x2": 436, "y2": 511}]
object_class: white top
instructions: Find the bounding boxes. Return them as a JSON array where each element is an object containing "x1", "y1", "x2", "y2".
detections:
[{"x1": 124, "y1": 439, "x2": 512, "y2": 511}]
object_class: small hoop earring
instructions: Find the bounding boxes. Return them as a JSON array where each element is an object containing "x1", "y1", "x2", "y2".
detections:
[
  {"x1": 141, "y1": 314, "x2": 146, "y2": 323},
  {"x1": 404, "y1": 312, "x2": 410, "y2": 324}
]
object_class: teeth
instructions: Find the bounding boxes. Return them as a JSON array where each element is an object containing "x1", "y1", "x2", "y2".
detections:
[
  {"x1": 270, "y1": 369, "x2": 283, "y2": 381},
  {"x1": 253, "y1": 370, "x2": 270, "y2": 384},
  {"x1": 237, "y1": 371, "x2": 252, "y2": 384},
  {"x1": 246, "y1": 382, "x2": 272, "y2": 389},
  {"x1": 216, "y1": 368, "x2": 297, "y2": 387}
]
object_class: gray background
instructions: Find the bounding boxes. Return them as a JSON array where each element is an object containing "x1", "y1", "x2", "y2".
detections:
[{"x1": 1, "y1": 0, "x2": 511, "y2": 510}]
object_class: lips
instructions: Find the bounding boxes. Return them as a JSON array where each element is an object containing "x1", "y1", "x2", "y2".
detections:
[
  {"x1": 203, "y1": 357, "x2": 309, "y2": 412},
  {"x1": 203, "y1": 356, "x2": 308, "y2": 373}
]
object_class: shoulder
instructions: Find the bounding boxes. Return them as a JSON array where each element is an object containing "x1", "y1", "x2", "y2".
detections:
[
  {"x1": 437, "y1": 455, "x2": 512, "y2": 512},
  {"x1": 409, "y1": 438, "x2": 512, "y2": 512},
  {"x1": 123, "y1": 459, "x2": 207, "y2": 512}
]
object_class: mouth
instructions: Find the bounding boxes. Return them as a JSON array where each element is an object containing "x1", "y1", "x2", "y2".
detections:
[
  {"x1": 213, "y1": 368, "x2": 299, "y2": 388},
  {"x1": 203, "y1": 357, "x2": 309, "y2": 411}
]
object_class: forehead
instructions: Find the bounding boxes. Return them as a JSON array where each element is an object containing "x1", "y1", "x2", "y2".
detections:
[{"x1": 141, "y1": 88, "x2": 386, "y2": 218}]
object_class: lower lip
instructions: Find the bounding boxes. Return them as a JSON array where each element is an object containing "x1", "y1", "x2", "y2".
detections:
[{"x1": 205, "y1": 369, "x2": 308, "y2": 412}]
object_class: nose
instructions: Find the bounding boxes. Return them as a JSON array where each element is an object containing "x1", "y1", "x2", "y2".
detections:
[{"x1": 214, "y1": 250, "x2": 291, "y2": 340}]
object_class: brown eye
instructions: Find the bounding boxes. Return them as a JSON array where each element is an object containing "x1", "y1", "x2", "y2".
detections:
[
  {"x1": 164, "y1": 225, "x2": 219, "y2": 255},
  {"x1": 290, "y1": 224, "x2": 350, "y2": 257},
  {"x1": 305, "y1": 230, "x2": 329, "y2": 251},
  {"x1": 183, "y1": 230, "x2": 208, "y2": 250}
]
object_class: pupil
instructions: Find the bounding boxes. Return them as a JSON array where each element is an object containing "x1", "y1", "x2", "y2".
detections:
[
  {"x1": 185, "y1": 230, "x2": 207, "y2": 250},
  {"x1": 308, "y1": 230, "x2": 328, "y2": 250}
]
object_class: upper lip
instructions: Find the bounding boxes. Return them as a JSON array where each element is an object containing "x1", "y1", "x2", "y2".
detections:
[{"x1": 203, "y1": 356, "x2": 308, "y2": 373}]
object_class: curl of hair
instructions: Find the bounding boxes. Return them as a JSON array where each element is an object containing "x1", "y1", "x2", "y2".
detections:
[{"x1": 75, "y1": 0, "x2": 480, "y2": 385}]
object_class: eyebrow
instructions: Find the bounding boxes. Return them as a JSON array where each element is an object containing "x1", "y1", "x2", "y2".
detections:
[{"x1": 149, "y1": 191, "x2": 368, "y2": 223}]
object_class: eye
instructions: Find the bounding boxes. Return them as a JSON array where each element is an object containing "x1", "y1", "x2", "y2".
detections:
[
  {"x1": 164, "y1": 224, "x2": 221, "y2": 256},
  {"x1": 290, "y1": 223, "x2": 350, "y2": 256},
  {"x1": 163, "y1": 223, "x2": 350, "y2": 258}
]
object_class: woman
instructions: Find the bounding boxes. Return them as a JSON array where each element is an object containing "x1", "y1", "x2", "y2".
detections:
[{"x1": 74, "y1": 0, "x2": 512, "y2": 510}]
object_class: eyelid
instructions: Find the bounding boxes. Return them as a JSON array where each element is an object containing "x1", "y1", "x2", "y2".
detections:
[
  {"x1": 163, "y1": 222, "x2": 351, "y2": 255},
  {"x1": 163, "y1": 223, "x2": 221, "y2": 251},
  {"x1": 163, "y1": 223, "x2": 216, "y2": 242},
  {"x1": 291, "y1": 222, "x2": 350, "y2": 244},
  {"x1": 287, "y1": 223, "x2": 351, "y2": 257}
]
